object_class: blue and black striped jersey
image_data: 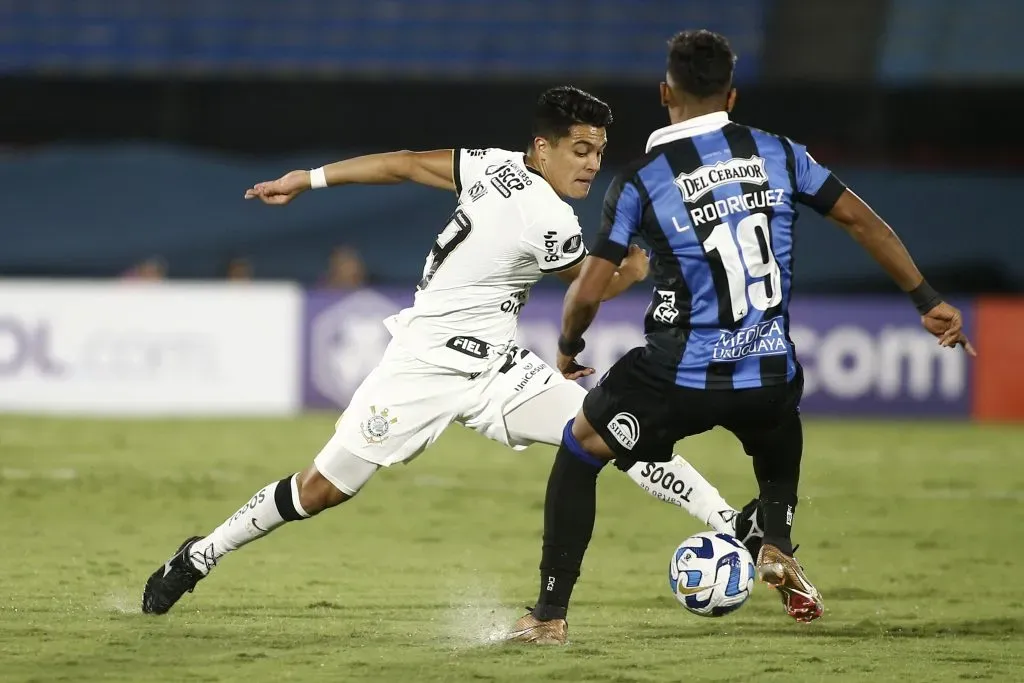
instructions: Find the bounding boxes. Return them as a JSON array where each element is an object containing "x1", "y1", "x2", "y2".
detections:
[{"x1": 593, "y1": 113, "x2": 846, "y2": 390}]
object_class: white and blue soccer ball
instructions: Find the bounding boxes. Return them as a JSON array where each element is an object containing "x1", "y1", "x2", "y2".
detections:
[{"x1": 668, "y1": 531, "x2": 756, "y2": 617}]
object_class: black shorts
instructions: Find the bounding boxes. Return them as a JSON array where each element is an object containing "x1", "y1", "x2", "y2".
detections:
[{"x1": 582, "y1": 347, "x2": 804, "y2": 466}]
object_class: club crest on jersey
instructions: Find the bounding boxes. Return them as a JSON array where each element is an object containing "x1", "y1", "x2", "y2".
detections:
[
  {"x1": 361, "y1": 405, "x2": 398, "y2": 445},
  {"x1": 674, "y1": 156, "x2": 768, "y2": 202},
  {"x1": 467, "y1": 181, "x2": 488, "y2": 202}
]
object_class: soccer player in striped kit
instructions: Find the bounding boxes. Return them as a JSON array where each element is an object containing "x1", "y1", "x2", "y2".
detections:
[{"x1": 509, "y1": 29, "x2": 974, "y2": 644}]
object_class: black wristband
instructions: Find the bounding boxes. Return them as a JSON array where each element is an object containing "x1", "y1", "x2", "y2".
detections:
[
  {"x1": 909, "y1": 280, "x2": 943, "y2": 315},
  {"x1": 557, "y1": 334, "x2": 586, "y2": 357}
]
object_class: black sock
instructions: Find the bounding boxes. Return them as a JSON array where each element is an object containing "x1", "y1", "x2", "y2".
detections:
[
  {"x1": 760, "y1": 494, "x2": 798, "y2": 555},
  {"x1": 751, "y1": 414, "x2": 802, "y2": 556},
  {"x1": 533, "y1": 420, "x2": 606, "y2": 621}
]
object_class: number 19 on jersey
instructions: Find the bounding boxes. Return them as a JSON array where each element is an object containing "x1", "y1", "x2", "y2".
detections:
[{"x1": 700, "y1": 212, "x2": 782, "y2": 322}]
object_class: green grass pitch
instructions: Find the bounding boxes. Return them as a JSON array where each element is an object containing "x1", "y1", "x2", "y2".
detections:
[{"x1": 1, "y1": 415, "x2": 1022, "y2": 682}]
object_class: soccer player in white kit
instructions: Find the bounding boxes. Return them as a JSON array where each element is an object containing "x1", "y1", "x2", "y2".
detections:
[{"x1": 142, "y1": 87, "x2": 761, "y2": 615}]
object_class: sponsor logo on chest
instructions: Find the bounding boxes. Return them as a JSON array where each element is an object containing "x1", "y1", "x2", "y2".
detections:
[{"x1": 674, "y1": 156, "x2": 768, "y2": 203}]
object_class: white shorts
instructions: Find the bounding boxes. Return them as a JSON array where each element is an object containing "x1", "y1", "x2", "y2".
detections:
[{"x1": 313, "y1": 340, "x2": 585, "y2": 493}]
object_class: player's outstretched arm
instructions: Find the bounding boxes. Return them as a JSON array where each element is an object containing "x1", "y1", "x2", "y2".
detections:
[
  {"x1": 554, "y1": 169, "x2": 647, "y2": 304},
  {"x1": 243, "y1": 150, "x2": 456, "y2": 205},
  {"x1": 599, "y1": 244, "x2": 650, "y2": 300},
  {"x1": 556, "y1": 255, "x2": 619, "y2": 379},
  {"x1": 555, "y1": 244, "x2": 649, "y2": 300},
  {"x1": 828, "y1": 189, "x2": 976, "y2": 355}
]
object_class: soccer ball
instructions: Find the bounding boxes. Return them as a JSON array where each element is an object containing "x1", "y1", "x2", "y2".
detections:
[{"x1": 668, "y1": 531, "x2": 756, "y2": 617}]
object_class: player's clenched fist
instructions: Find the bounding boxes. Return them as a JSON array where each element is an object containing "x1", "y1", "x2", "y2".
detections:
[
  {"x1": 244, "y1": 170, "x2": 310, "y2": 205},
  {"x1": 619, "y1": 244, "x2": 651, "y2": 283},
  {"x1": 556, "y1": 350, "x2": 595, "y2": 381}
]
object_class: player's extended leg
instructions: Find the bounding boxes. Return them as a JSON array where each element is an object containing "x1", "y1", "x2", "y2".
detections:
[
  {"x1": 502, "y1": 371, "x2": 750, "y2": 535},
  {"x1": 141, "y1": 434, "x2": 379, "y2": 615},
  {"x1": 506, "y1": 412, "x2": 613, "y2": 644},
  {"x1": 142, "y1": 340, "x2": 459, "y2": 615},
  {"x1": 735, "y1": 410, "x2": 823, "y2": 623}
]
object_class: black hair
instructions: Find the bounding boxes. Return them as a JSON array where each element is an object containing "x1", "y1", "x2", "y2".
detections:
[
  {"x1": 531, "y1": 86, "x2": 613, "y2": 144},
  {"x1": 667, "y1": 30, "x2": 736, "y2": 98}
]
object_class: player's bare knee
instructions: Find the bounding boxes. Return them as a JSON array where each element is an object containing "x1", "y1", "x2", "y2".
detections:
[
  {"x1": 572, "y1": 414, "x2": 615, "y2": 461},
  {"x1": 296, "y1": 465, "x2": 350, "y2": 514}
]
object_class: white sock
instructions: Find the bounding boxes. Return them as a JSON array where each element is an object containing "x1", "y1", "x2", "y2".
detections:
[
  {"x1": 624, "y1": 455, "x2": 737, "y2": 534},
  {"x1": 188, "y1": 474, "x2": 310, "y2": 575}
]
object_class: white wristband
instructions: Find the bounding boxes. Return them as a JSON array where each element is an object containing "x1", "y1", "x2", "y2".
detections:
[{"x1": 309, "y1": 167, "x2": 328, "y2": 189}]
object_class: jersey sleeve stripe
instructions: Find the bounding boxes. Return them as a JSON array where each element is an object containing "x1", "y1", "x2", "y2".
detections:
[
  {"x1": 779, "y1": 136, "x2": 798, "y2": 197},
  {"x1": 606, "y1": 179, "x2": 641, "y2": 246},
  {"x1": 452, "y1": 148, "x2": 463, "y2": 195},
  {"x1": 590, "y1": 173, "x2": 640, "y2": 266},
  {"x1": 539, "y1": 249, "x2": 587, "y2": 273}
]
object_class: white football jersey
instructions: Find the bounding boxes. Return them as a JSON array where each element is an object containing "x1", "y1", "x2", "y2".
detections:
[{"x1": 383, "y1": 148, "x2": 587, "y2": 372}]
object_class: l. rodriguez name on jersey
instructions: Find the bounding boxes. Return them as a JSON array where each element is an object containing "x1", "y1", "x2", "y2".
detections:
[{"x1": 674, "y1": 155, "x2": 767, "y2": 202}]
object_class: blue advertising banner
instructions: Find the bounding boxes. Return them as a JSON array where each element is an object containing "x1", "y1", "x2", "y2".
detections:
[{"x1": 302, "y1": 289, "x2": 973, "y2": 418}]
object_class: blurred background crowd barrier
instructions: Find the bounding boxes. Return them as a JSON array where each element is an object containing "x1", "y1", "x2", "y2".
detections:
[{"x1": 1, "y1": 0, "x2": 1021, "y2": 419}]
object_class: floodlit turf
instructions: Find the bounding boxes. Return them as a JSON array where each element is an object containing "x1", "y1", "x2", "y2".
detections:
[{"x1": 1, "y1": 415, "x2": 1022, "y2": 682}]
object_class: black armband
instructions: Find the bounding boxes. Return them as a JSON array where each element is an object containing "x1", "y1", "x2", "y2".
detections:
[
  {"x1": 908, "y1": 280, "x2": 943, "y2": 315},
  {"x1": 557, "y1": 334, "x2": 586, "y2": 357},
  {"x1": 590, "y1": 236, "x2": 628, "y2": 265}
]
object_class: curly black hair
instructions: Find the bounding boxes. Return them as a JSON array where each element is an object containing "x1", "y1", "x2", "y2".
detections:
[{"x1": 667, "y1": 30, "x2": 737, "y2": 98}]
